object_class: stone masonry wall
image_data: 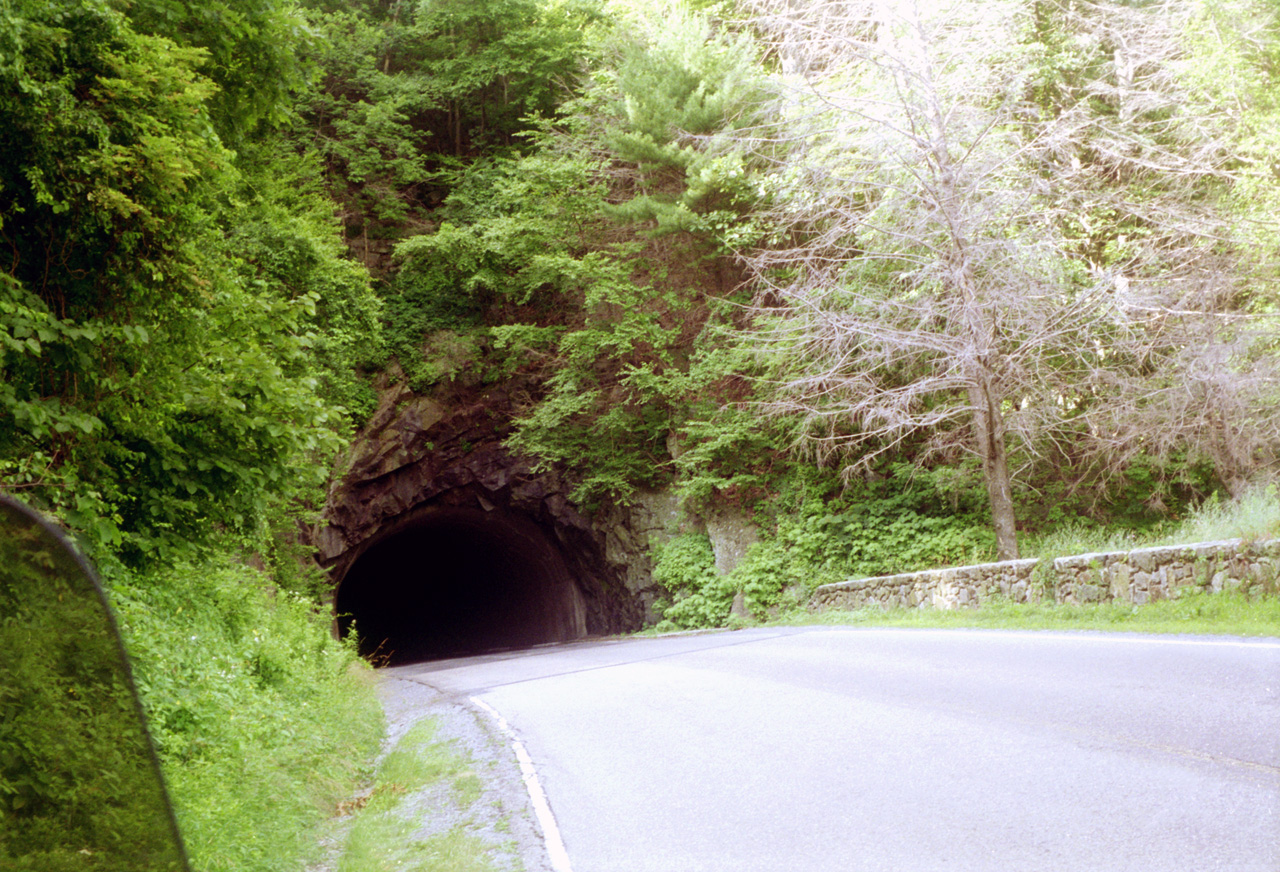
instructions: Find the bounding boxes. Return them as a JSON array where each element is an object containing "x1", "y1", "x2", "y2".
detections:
[{"x1": 810, "y1": 539, "x2": 1280, "y2": 612}]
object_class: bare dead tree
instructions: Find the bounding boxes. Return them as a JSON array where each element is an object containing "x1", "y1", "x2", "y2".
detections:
[
  {"x1": 728, "y1": 0, "x2": 1280, "y2": 557},
  {"x1": 1033, "y1": 0, "x2": 1280, "y2": 497}
]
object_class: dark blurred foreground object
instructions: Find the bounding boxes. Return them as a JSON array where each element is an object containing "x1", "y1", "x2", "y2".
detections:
[{"x1": 0, "y1": 496, "x2": 190, "y2": 872}]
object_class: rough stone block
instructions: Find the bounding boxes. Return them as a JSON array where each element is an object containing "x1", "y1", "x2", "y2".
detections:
[
  {"x1": 1076, "y1": 583, "x2": 1101, "y2": 603},
  {"x1": 1152, "y1": 566, "x2": 1170, "y2": 599},
  {"x1": 1110, "y1": 565, "x2": 1133, "y2": 602},
  {"x1": 1194, "y1": 540, "x2": 1242, "y2": 559},
  {"x1": 706, "y1": 508, "x2": 759, "y2": 575}
]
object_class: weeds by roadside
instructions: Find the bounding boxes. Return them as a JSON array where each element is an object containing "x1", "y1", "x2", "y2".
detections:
[
  {"x1": 772, "y1": 590, "x2": 1280, "y2": 637},
  {"x1": 337, "y1": 710, "x2": 530, "y2": 872},
  {"x1": 1021, "y1": 484, "x2": 1280, "y2": 560},
  {"x1": 112, "y1": 556, "x2": 384, "y2": 872}
]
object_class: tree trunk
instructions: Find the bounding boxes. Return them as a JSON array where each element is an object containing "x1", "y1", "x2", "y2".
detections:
[
  {"x1": 453, "y1": 100, "x2": 462, "y2": 157},
  {"x1": 970, "y1": 376, "x2": 1019, "y2": 561},
  {"x1": 924, "y1": 68, "x2": 1020, "y2": 560},
  {"x1": 1209, "y1": 410, "x2": 1249, "y2": 499}
]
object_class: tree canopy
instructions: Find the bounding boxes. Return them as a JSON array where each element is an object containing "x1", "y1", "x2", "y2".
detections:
[
  {"x1": 0, "y1": 0, "x2": 382, "y2": 562},
  {"x1": 3, "y1": 0, "x2": 1278, "y2": 575},
  {"x1": 717, "y1": 0, "x2": 1280, "y2": 557}
]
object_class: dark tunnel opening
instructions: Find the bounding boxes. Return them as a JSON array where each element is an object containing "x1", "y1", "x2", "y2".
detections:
[{"x1": 334, "y1": 508, "x2": 586, "y2": 665}]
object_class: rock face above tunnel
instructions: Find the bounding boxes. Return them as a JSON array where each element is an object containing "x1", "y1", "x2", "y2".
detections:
[{"x1": 317, "y1": 382, "x2": 652, "y2": 642}]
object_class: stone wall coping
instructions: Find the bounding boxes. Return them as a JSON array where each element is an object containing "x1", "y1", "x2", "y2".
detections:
[
  {"x1": 1051, "y1": 538, "x2": 1270, "y2": 569},
  {"x1": 816, "y1": 557, "x2": 1039, "y2": 594}
]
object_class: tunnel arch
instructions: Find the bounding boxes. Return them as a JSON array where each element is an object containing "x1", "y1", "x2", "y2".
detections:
[
  {"x1": 317, "y1": 387, "x2": 648, "y2": 664},
  {"x1": 333, "y1": 505, "x2": 586, "y2": 665}
]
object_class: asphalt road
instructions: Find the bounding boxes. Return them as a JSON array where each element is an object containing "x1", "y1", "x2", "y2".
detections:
[{"x1": 386, "y1": 627, "x2": 1280, "y2": 872}]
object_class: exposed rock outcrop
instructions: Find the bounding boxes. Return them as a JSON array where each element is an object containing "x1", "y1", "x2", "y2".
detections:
[
  {"x1": 317, "y1": 381, "x2": 649, "y2": 636},
  {"x1": 705, "y1": 506, "x2": 759, "y2": 576}
]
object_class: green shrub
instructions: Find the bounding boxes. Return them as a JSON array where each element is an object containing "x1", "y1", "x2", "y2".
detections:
[
  {"x1": 1022, "y1": 483, "x2": 1280, "y2": 561},
  {"x1": 1022, "y1": 522, "x2": 1150, "y2": 560},
  {"x1": 651, "y1": 533, "x2": 734, "y2": 629},
  {"x1": 1175, "y1": 484, "x2": 1280, "y2": 544},
  {"x1": 650, "y1": 493, "x2": 998, "y2": 628},
  {"x1": 723, "y1": 498, "x2": 997, "y2": 617},
  {"x1": 110, "y1": 556, "x2": 384, "y2": 872}
]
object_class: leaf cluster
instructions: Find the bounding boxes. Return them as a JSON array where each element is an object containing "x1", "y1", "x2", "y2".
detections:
[
  {"x1": 292, "y1": 0, "x2": 598, "y2": 244},
  {"x1": 651, "y1": 467, "x2": 998, "y2": 630},
  {"x1": 376, "y1": 1, "x2": 777, "y2": 502},
  {"x1": 111, "y1": 554, "x2": 383, "y2": 872},
  {"x1": 1, "y1": 0, "x2": 384, "y2": 563}
]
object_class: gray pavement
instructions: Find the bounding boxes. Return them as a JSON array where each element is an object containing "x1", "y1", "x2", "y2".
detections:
[{"x1": 386, "y1": 627, "x2": 1280, "y2": 872}]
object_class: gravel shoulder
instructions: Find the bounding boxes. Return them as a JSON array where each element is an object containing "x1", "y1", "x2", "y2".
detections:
[
  {"x1": 308, "y1": 671, "x2": 557, "y2": 872},
  {"x1": 377, "y1": 674, "x2": 556, "y2": 872}
]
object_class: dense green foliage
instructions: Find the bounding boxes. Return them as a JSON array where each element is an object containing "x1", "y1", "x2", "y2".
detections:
[
  {"x1": 0, "y1": 0, "x2": 383, "y2": 563},
  {"x1": 112, "y1": 555, "x2": 383, "y2": 872},
  {"x1": 370, "y1": 0, "x2": 773, "y2": 503},
  {"x1": 654, "y1": 470, "x2": 999, "y2": 629},
  {"x1": 1, "y1": 0, "x2": 384, "y2": 868},
  {"x1": 294, "y1": 0, "x2": 596, "y2": 243}
]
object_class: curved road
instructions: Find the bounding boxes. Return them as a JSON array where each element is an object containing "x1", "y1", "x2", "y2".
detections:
[{"x1": 387, "y1": 627, "x2": 1280, "y2": 872}]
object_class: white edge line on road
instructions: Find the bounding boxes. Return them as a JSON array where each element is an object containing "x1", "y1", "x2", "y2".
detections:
[
  {"x1": 471, "y1": 695, "x2": 574, "y2": 872},
  {"x1": 836, "y1": 628, "x2": 1280, "y2": 649}
]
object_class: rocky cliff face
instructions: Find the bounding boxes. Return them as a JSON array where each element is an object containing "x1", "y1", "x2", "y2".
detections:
[{"x1": 316, "y1": 380, "x2": 662, "y2": 643}]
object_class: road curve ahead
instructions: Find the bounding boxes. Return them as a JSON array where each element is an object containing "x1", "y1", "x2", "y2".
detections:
[{"x1": 387, "y1": 627, "x2": 1280, "y2": 872}]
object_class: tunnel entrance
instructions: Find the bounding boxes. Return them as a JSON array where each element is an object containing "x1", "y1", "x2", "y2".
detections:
[{"x1": 334, "y1": 507, "x2": 586, "y2": 665}]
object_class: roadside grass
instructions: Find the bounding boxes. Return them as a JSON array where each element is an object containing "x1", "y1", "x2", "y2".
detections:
[
  {"x1": 337, "y1": 718, "x2": 505, "y2": 872},
  {"x1": 1021, "y1": 483, "x2": 1280, "y2": 560},
  {"x1": 112, "y1": 558, "x2": 385, "y2": 872},
  {"x1": 775, "y1": 590, "x2": 1280, "y2": 637},
  {"x1": 1166, "y1": 484, "x2": 1280, "y2": 545}
]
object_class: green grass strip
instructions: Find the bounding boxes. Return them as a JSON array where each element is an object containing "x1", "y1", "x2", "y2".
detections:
[
  {"x1": 337, "y1": 718, "x2": 502, "y2": 872},
  {"x1": 783, "y1": 590, "x2": 1280, "y2": 637}
]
